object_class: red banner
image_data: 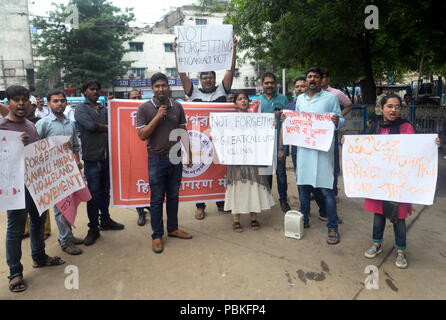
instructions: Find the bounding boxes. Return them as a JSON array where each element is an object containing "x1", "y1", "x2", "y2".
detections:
[{"x1": 109, "y1": 100, "x2": 258, "y2": 207}]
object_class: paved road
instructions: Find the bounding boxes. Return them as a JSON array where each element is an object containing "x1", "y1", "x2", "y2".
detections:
[{"x1": 1, "y1": 156, "x2": 445, "y2": 300}]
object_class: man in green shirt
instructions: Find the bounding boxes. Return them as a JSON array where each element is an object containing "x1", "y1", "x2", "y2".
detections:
[{"x1": 253, "y1": 72, "x2": 290, "y2": 212}]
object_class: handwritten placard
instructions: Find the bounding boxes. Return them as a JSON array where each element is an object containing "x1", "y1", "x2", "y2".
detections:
[
  {"x1": 209, "y1": 112, "x2": 275, "y2": 165},
  {"x1": 342, "y1": 134, "x2": 438, "y2": 205},
  {"x1": 0, "y1": 130, "x2": 25, "y2": 210},
  {"x1": 282, "y1": 111, "x2": 335, "y2": 151},
  {"x1": 24, "y1": 136, "x2": 86, "y2": 215},
  {"x1": 175, "y1": 24, "x2": 233, "y2": 72}
]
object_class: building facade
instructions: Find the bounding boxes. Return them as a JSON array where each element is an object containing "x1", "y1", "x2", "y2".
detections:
[
  {"x1": 0, "y1": 0, "x2": 35, "y2": 99},
  {"x1": 111, "y1": 5, "x2": 259, "y2": 99}
]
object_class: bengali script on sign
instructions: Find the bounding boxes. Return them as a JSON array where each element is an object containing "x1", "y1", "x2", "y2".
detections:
[{"x1": 342, "y1": 134, "x2": 438, "y2": 205}]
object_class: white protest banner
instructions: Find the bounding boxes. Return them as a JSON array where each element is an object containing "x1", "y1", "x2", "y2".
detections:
[
  {"x1": 175, "y1": 24, "x2": 233, "y2": 72},
  {"x1": 24, "y1": 136, "x2": 86, "y2": 215},
  {"x1": 342, "y1": 134, "x2": 438, "y2": 205},
  {"x1": 209, "y1": 112, "x2": 275, "y2": 165},
  {"x1": 0, "y1": 130, "x2": 25, "y2": 210},
  {"x1": 282, "y1": 111, "x2": 335, "y2": 151}
]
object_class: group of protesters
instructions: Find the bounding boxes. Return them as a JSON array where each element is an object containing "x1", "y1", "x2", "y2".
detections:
[{"x1": 0, "y1": 36, "x2": 441, "y2": 293}]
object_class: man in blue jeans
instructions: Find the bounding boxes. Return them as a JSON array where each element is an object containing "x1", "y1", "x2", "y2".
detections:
[
  {"x1": 292, "y1": 67, "x2": 344, "y2": 245},
  {"x1": 75, "y1": 79, "x2": 124, "y2": 246},
  {"x1": 253, "y1": 72, "x2": 291, "y2": 213},
  {"x1": 136, "y1": 73, "x2": 193, "y2": 254},
  {"x1": 1, "y1": 85, "x2": 65, "y2": 293}
]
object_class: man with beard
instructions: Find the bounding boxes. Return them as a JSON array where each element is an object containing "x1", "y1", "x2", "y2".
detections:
[
  {"x1": 252, "y1": 72, "x2": 291, "y2": 213},
  {"x1": 1, "y1": 85, "x2": 65, "y2": 293},
  {"x1": 293, "y1": 67, "x2": 344, "y2": 245},
  {"x1": 172, "y1": 36, "x2": 238, "y2": 219},
  {"x1": 36, "y1": 89, "x2": 84, "y2": 255},
  {"x1": 75, "y1": 79, "x2": 124, "y2": 246}
]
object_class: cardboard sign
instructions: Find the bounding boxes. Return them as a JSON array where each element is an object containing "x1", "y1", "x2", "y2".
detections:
[
  {"x1": 109, "y1": 101, "x2": 259, "y2": 207},
  {"x1": 282, "y1": 111, "x2": 335, "y2": 151},
  {"x1": 0, "y1": 130, "x2": 25, "y2": 210},
  {"x1": 209, "y1": 112, "x2": 275, "y2": 165},
  {"x1": 24, "y1": 136, "x2": 86, "y2": 215},
  {"x1": 342, "y1": 134, "x2": 438, "y2": 205},
  {"x1": 175, "y1": 24, "x2": 233, "y2": 72}
]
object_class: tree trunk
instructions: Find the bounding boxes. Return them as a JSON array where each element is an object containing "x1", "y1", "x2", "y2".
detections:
[{"x1": 359, "y1": 32, "x2": 376, "y2": 117}]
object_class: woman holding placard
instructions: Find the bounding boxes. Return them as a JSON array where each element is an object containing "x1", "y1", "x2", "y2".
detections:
[
  {"x1": 342, "y1": 94, "x2": 440, "y2": 269},
  {"x1": 224, "y1": 91, "x2": 275, "y2": 232}
]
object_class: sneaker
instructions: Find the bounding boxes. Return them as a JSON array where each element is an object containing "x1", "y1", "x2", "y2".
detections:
[
  {"x1": 304, "y1": 222, "x2": 310, "y2": 228},
  {"x1": 318, "y1": 215, "x2": 328, "y2": 221},
  {"x1": 62, "y1": 243, "x2": 83, "y2": 255},
  {"x1": 100, "y1": 218, "x2": 125, "y2": 231},
  {"x1": 395, "y1": 252, "x2": 408, "y2": 268},
  {"x1": 364, "y1": 244, "x2": 383, "y2": 258},
  {"x1": 280, "y1": 201, "x2": 291, "y2": 213},
  {"x1": 84, "y1": 229, "x2": 100, "y2": 246}
]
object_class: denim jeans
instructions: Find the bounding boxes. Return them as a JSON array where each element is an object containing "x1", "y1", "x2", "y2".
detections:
[
  {"x1": 196, "y1": 201, "x2": 224, "y2": 209},
  {"x1": 6, "y1": 188, "x2": 47, "y2": 277},
  {"x1": 53, "y1": 205, "x2": 74, "y2": 247},
  {"x1": 298, "y1": 185, "x2": 339, "y2": 231},
  {"x1": 148, "y1": 153, "x2": 183, "y2": 239},
  {"x1": 267, "y1": 157, "x2": 288, "y2": 203},
  {"x1": 136, "y1": 207, "x2": 147, "y2": 217},
  {"x1": 372, "y1": 213, "x2": 407, "y2": 250},
  {"x1": 83, "y1": 160, "x2": 111, "y2": 230},
  {"x1": 333, "y1": 132, "x2": 340, "y2": 196}
]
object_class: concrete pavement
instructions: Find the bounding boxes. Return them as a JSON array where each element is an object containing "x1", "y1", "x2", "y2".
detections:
[{"x1": 1, "y1": 155, "x2": 445, "y2": 300}]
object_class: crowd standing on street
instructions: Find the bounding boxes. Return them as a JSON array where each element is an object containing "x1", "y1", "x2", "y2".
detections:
[{"x1": 0, "y1": 35, "x2": 442, "y2": 293}]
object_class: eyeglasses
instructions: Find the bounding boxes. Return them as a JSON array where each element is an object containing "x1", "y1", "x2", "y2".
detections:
[{"x1": 384, "y1": 105, "x2": 401, "y2": 110}]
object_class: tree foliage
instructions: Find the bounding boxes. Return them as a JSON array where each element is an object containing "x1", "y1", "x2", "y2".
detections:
[
  {"x1": 32, "y1": 0, "x2": 136, "y2": 91},
  {"x1": 226, "y1": 0, "x2": 446, "y2": 103}
]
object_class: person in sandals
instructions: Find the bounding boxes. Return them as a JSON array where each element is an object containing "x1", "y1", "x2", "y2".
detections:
[
  {"x1": 1, "y1": 85, "x2": 65, "y2": 293},
  {"x1": 223, "y1": 91, "x2": 275, "y2": 232}
]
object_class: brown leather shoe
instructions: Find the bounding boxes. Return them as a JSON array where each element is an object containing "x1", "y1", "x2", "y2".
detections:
[
  {"x1": 152, "y1": 238, "x2": 163, "y2": 253},
  {"x1": 168, "y1": 229, "x2": 193, "y2": 239}
]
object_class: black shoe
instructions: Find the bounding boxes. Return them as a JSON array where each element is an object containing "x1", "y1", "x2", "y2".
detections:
[
  {"x1": 280, "y1": 201, "x2": 291, "y2": 213},
  {"x1": 100, "y1": 219, "x2": 125, "y2": 231},
  {"x1": 304, "y1": 223, "x2": 310, "y2": 228},
  {"x1": 84, "y1": 229, "x2": 100, "y2": 246},
  {"x1": 137, "y1": 215, "x2": 146, "y2": 226}
]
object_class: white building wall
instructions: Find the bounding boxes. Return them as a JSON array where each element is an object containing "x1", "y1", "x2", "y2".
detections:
[
  {"x1": 0, "y1": 0, "x2": 34, "y2": 94},
  {"x1": 113, "y1": 6, "x2": 259, "y2": 98}
]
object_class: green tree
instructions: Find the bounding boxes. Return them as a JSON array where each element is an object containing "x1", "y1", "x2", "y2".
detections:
[
  {"x1": 32, "y1": 0, "x2": 135, "y2": 91},
  {"x1": 227, "y1": 0, "x2": 446, "y2": 104}
]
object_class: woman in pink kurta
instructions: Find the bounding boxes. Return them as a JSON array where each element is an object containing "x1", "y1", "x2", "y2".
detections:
[{"x1": 352, "y1": 94, "x2": 440, "y2": 269}]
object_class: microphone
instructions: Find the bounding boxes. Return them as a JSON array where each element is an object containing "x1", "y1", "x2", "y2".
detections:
[{"x1": 159, "y1": 96, "x2": 168, "y2": 120}]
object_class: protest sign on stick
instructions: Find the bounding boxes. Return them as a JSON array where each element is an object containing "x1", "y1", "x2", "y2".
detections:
[
  {"x1": 0, "y1": 130, "x2": 25, "y2": 210},
  {"x1": 175, "y1": 24, "x2": 233, "y2": 72},
  {"x1": 282, "y1": 110, "x2": 335, "y2": 151},
  {"x1": 24, "y1": 136, "x2": 86, "y2": 215},
  {"x1": 342, "y1": 134, "x2": 438, "y2": 205},
  {"x1": 209, "y1": 112, "x2": 275, "y2": 165}
]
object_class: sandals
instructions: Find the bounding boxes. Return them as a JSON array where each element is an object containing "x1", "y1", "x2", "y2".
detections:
[
  {"x1": 32, "y1": 255, "x2": 65, "y2": 268},
  {"x1": 232, "y1": 222, "x2": 243, "y2": 232},
  {"x1": 327, "y1": 229, "x2": 340, "y2": 245},
  {"x1": 250, "y1": 220, "x2": 261, "y2": 231},
  {"x1": 8, "y1": 274, "x2": 27, "y2": 293},
  {"x1": 195, "y1": 208, "x2": 205, "y2": 220}
]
